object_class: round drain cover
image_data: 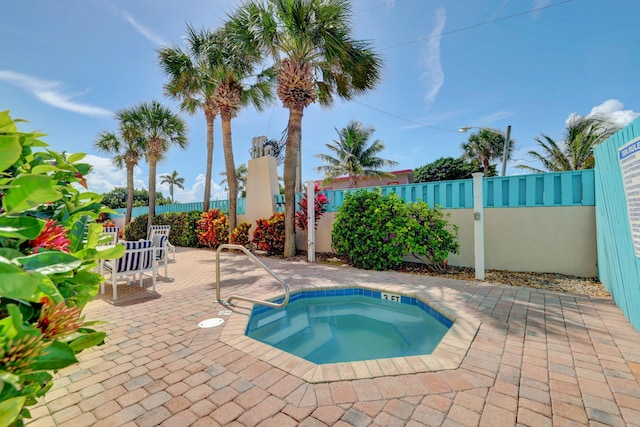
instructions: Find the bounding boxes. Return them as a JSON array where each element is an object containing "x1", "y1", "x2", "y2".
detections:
[{"x1": 198, "y1": 318, "x2": 224, "y2": 328}]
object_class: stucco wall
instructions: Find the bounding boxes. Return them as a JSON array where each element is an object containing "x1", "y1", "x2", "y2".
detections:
[{"x1": 297, "y1": 206, "x2": 597, "y2": 277}]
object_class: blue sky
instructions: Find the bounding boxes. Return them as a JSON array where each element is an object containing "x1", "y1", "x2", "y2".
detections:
[{"x1": 2, "y1": 0, "x2": 639, "y2": 202}]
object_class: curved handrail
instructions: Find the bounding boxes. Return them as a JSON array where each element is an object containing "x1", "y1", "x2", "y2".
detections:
[{"x1": 215, "y1": 244, "x2": 290, "y2": 309}]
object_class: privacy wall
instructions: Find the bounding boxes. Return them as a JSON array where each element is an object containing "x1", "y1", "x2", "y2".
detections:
[{"x1": 594, "y1": 117, "x2": 640, "y2": 331}]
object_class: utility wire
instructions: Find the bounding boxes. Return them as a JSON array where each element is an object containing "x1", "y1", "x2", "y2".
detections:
[
  {"x1": 381, "y1": 0, "x2": 575, "y2": 50},
  {"x1": 352, "y1": 100, "x2": 459, "y2": 132}
]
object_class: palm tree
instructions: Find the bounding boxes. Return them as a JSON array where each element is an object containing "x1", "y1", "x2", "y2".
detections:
[
  {"x1": 517, "y1": 116, "x2": 618, "y2": 173},
  {"x1": 158, "y1": 24, "x2": 219, "y2": 213},
  {"x1": 219, "y1": 163, "x2": 248, "y2": 197},
  {"x1": 461, "y1": 128, "x2": 508, "y2": 177},
  {"x1": 207, "y1": 26, "x2": 273, "y2": 232},
  {"x1": 120, "y1": 100, "x2": 188, "y2": 231},
  {"x1": 160, "y1": 170, "x2": 185, "y2": 203},
  {"x1": 315, "y1": 121, "x2": 397, "y2": 188},
  {"x1": 227, "y1": 0, "x2": 383, "y2": 257},
  {"x1": 94, "y1": 120, "x2": 145, "y2": 225}
]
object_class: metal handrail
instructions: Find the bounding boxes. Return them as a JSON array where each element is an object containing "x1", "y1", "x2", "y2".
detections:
[{"x1": 215, "y1": 244, "x2": 290, "y2": 308}]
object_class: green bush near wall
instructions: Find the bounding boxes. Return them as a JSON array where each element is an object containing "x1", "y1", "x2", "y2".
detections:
[
  {"x1": 123, "y1": 211, "x2": 202, "y2": 247},
  {"x1": 331, "y1": 189, "x2": 459, "y2": 271}
]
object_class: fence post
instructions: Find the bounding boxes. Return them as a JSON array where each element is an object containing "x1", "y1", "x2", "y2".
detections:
[
  {"x1": 472, "y1": 172, "x2": 485, "y2": 280},
  {"x1": 307, "y1": 180, "x2": 315, "y2": 262}
]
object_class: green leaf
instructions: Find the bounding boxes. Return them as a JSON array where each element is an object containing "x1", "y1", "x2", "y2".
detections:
[
  {"x1": 0, "y1": 396, "x2": 27, "y2": 427},
  {"x1": 67, "y1": 152, "x2": 86, "y2": 163},
  {"x1": 17, "y1": 252, "x2": 82, "y2": 275},
  {"x1": 0, "y1": 135, "x2": 22, "y2": 171},
  {"x1": 30, "y1": 164, "x2": 58, "y2": 174},
  {"x1": 30, "y1": 341, "x2": 78, "y2": 371},
  {"x1": 0, "y1": 216, "x2": 44, "y2": 239},
  {"x1": 0, "y1": 248, "x2": 27, "y2": 260},
  {"x1": 3, "y1": 175, "x2": 62, "y2": 214},
  {"x1": 0, "y1": 263, "x2": 43, "y2": 301},
  {"x1": 68, "y1": 331, "x2": 106, "y2": 352},
  {"x1": 0, "y1": 110, "x2": 18, "y2": 132},
  {"x1": 68, "y1": 215, "x2": 91, "y2": 253}
]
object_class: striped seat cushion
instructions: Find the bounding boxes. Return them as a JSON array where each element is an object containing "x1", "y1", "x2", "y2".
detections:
[
  {"x1": 112, "y1": 240, "x2": 154, "y2": 272},
  {"x1": 152, "y1": 234, "x2": 167, "y2": 259}
]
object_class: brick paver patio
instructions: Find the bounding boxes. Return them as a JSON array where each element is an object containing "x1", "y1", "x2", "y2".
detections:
[{"x1": 27, "y1": 247, "x2": 640, "y2": 426}]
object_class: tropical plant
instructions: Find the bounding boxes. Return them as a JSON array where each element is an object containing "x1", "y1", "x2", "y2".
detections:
[
  {"x1": 413, "y1": 157, "x2": 495, "y2": 182},
  {"x1": 160, "y1": 170, "x2": 185, "y2": 203},
  {"x1": 0, "y1": 111, "x2": 123, "y2": 426},
  {"x1": 295, "y1": 183, "x2": 329, "y2": 230},
  {"x1": 100, "y1": 187, "x2": 171, "y2": 209},
  {"x1": 227, "y1": 0, "x2": 383, "y2": 257},
  {"x1": 230, "y1": 222, "x2": 251, "y2": 247},
  {"x1": 315, "y1": 120, "x2": 397, "y2": 188},
  {"x1": 331, "y1": 190, "x2": 458, "y2": 271},
  {"x1": 158, "y1": 24, "x2": 219, "y2": 213},
  {"x1": 252, "y1": 212, "x2": 286, "y2": 255},
  {"x1": 94, "y1": 120, "x2": 145, "y2": 225},
  {"x1": 119, "y1": 100, "x2": 188, "y2": 232},
  {"x1": 516, "y1": 116, "x2": 618, "y2": 173},
  {"x1": 219, "y1": 164, "x2": 248, "y2": 198},
  {"x1": 196, "y1": 209, "x2": 229, "y2": 248},
  {"x1": 461, "y1": 128, "x2": 510, "y2": 177}
]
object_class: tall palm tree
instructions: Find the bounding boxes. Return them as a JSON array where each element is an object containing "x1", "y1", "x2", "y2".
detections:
[
  {"x1": 219, "y1": 163, "x2": 248, "y2": 198},
  {"x1": 315, "y1": 121, "x2": 397, "y2": 188},
  {"x1": 120, "y1": 100, "x2": 188, "y2": 231},
  {"x1": 94, "y1": 119, "x2": 145, "y2": 225},
  {"x1": 461, "y1": 128, "x2": 508, "y2": 177},
  {"x1": 158, "y1": 24, "x2": 219, "y2": 213},
  {"x1": 160, "y1": 170, "x2": 185, "y2": 203},
  {"x1": 207, "y1": 26, "x2": 273, "y2": 232},
  {"x1": 227, "y1": 0, "x2": 383, "y2": 257},
  {"x1": 517, "y1": 116, "x2": 618, "y2": 173}
]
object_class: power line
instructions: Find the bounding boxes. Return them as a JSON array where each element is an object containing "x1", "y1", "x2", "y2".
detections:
[
  {"x1": 381, "y1": 0, "x2": 575, "y2": 51},
  {"x1": 352, "y1": 100, "x2": 459, "y2": 132},
  {"x1": 356, "y1": 1, "x2": 397, "y2": 14}
]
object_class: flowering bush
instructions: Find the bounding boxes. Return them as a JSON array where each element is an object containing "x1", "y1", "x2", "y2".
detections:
[
  {"x1": 0, "y1": 111, "x2": 123, "y2": 425},
  {"x1": 252, "y1": 212, "x2": 285, "y2": 255},
  {"x1": 196, "y1": 209, "x2": 229, "y2": 248},
  {"x1": 295, "y1": 183, "x2": 329, "y2": 231},
  {"x1": 230, "y1": 222, "x2": 251, "y2": 247}
]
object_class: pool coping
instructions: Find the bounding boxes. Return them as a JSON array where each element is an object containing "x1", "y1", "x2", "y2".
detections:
[{"x1": 218, "y1": 284, "x2": 481, "y2": 383}]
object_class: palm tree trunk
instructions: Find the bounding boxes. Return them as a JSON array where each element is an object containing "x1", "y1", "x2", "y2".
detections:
[
  {"x1": 221, "y1": 112, "x2": 237, "y2": 235},
  {"x1": 483, "y1": 157, "x2": 490, "y2": 177},
  {"x1": 126, "y1": 163, "x2": 135, "y2": 225},
  {"x1": 203, "y1": 108, "x2": 215, "y2": 211},
  {"x1": 148, "y1": 155, "x2": 158, "y2": 232},
  {"x1": 284, "y1": 107, "x2": 304, "y2": 258},
  {"x1": 348, "y1": 174, "x2": 358, "y2": 188}
]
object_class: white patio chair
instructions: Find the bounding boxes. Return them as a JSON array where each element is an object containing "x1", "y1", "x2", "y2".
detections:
[
  {"x1": 100, "y1": 226, "x2": 119, "y2": 245},
  {"x1": 150, "y1": 233, "x2": 169, "y2": 277},
  {"x1": 102, "y1": 240, "x2": 157, "y2": 300},
  {"x1": 148, "y1": 225, "x2": 176, "y2": 261}
]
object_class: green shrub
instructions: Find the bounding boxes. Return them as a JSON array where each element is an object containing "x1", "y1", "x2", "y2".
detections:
[
  {"x1": 197, "y1": 209, "x2": 229, "y2": 248},
  {"x1": 252, "y1": 212, "x2": 285, "y2": 255},
  {"x1": 230, "y1": 222, "x2": 251, "y2": 247},
  {"x1": 155, "y1": 211, "x2": 201, "y2": 247},
  {"x1": 331, "y1": 190, "x2": 459, "y2": 271},
  {"x1": 0, "y1": 111, "x2": 124, "y2": 425},
  {"x1": 123, "y1": 215, "x2": 148, "y2": 241}
]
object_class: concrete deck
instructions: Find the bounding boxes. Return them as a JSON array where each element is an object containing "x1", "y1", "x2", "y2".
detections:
[{"x1": 28, "y1": 247, "x2": 640, "y2": 426}]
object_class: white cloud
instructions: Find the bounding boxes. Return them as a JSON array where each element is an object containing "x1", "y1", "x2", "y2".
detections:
[
  {"x1": 159, "y1": 173, "x2": 226, "y2": 204},
  {"x1": 420, "y1": 7, "x2": 446, "y2": 107},
  {"x1": 121, "y1": 10, "x2": 168, "y2": 46},
  {"x1": 85, "y1": 154, "x2": 145, "y2": 195},
  {"x1": 474, "y1": 110, "x2": 515, "y2": 126},
  {"x1": 566, "y1": 99, "x2": 640, "y2": 129},
  {"x1": 0, "y1": 70, "x2": 113, "y2": 117},
  {"x1": 532, "y1": 0, "x2": 551, "y2": 18}
]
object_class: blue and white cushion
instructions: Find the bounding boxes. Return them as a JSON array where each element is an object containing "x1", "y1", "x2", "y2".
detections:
[{"x1": 152, "y1": 234, "x2": 167, "y2": 259}]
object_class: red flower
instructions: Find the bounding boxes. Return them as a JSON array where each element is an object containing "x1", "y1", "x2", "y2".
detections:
[{"x1": 28, "y1": 219, "x2": 70, "y2": 253}]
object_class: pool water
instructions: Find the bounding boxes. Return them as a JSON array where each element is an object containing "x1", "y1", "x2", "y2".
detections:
[{"x1": 245, "y1": 289, "x2": 451, "y2": 364}]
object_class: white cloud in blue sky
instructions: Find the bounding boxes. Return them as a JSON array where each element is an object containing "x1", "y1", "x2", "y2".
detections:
[
  {"x1": 420, "y1": 7, "x2": 446, "y2": 107},
  {"x1": 567, "y1": 99, "x2": 640, "y2": 129},
  {"x1": 0, "y1": 71, "x2": 113, "y2": 117},
  {"x1": 121, "y1": 9, "x2": 168, "y2": 46},
  {"x1": 532, "y1": 0, "x2": 552, "y2": 18}
]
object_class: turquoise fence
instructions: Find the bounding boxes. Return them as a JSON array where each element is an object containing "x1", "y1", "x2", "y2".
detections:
[
  {"x1": 113, "y1": 198, "x2": 246, "y2": 219},
  {"x1": 594, "y1": 117, "x2": 640, "y2": 332},
  {"x1": 275, "y1": 170, "x2": 595, "y2": 212}
]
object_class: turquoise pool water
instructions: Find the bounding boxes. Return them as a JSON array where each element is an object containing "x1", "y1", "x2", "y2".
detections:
[{"x1": 245, "y1": 288, "x2": 452, "y2": 364}]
